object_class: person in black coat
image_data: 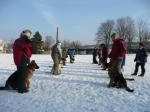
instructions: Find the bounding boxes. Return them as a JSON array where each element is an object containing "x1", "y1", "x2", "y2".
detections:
[
  {"x1": 131, "y1": 42, "x2": 148, "y2": 76},
  {"x1": 100, "y1": 43, "x2": 108, "y2": 70},
  {"x1": 92, "y1": 47, "x2": 98, "y2": 64}
]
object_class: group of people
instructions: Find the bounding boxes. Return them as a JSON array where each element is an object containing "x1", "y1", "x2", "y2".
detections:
[
  {"x1": 12, "y1": 29, "x2": 77, "y2": 77},
  {"x1": 50, "y1": 42, "x2": 77, "y2": 75},
  {"x1": 12, "y1": 29, "x2": 148, "y2": 92},
  {"x1": 93, "y1": 44, "x2": 110, "y2": 70},
  {"x1": 93, "y1": 32, "x2": 148, "y2": 88}
]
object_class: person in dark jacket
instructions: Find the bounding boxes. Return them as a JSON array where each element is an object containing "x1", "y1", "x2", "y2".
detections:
[
  {"x1": 131, "y1": 42, "x2": 148, "y2": 76},
  {"x1": 67, "y1": 48, "x2": 76, "y2": 63},
  {"x1": 92, "y1": 47, "x2": 98, "y2": 64},
  {"x1": 100, "y1": 43, "x2": 108, "y2": 70},
  {"x1": 13, "y1": 29, "x2": 32, "y2": 70}
]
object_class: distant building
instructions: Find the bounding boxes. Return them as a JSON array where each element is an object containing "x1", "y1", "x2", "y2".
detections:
[
  {"x1": 0, "y1": 40, "x2": 7, "y2": 53},
  {"x1": 78, "y1": 42, "x2": 150, "y2": 55}
]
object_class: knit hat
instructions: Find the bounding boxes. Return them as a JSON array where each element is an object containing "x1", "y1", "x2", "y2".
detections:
[
  {"x1": 21, "y1": 29, "x2": 32, "y2": 38},
  {"x1": 139, "y1": 42, "x2": 144, "y2": 47}
]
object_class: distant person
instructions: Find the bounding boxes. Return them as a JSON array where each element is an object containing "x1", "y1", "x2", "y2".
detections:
[
  {"x1": 100, "y1": 43, "x2": 108, "y2": 70},
  {"x1": 62, "y1": 47, "x2": 68, "y2": 66},
  {"x1": 97, "y1": 45, "x2": 102, "y2": 65},
  {"x1": 92, "y1": 47, "x2": 98, "y2": 64},
  {"x1": 67, "y1": 48, "x2": 76, "y2": 63},
  {"x1": 131, "y1": 42, "x2": 148, "y2": 76},
  {"x1": 13, "y1": 29, "x2": 32, "y2": 70},
  {"x1": 51, "y1": 41, "x2": 62, "y2": 75}
]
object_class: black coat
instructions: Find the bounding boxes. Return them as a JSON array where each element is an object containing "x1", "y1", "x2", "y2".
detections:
[{"x1": 134, "y1": 48, "x2": 148, "y2": 63}]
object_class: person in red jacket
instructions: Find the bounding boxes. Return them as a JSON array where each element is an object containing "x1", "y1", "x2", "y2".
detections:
[
  {"x1": 13, "y1": 29, "x2": 32, "y2": 70},
  {"x1": 108, "y1": 33, "x2": 127, "y2": 87}
]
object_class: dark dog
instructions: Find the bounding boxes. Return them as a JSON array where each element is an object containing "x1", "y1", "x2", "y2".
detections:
[
  {"x1": 107, "y1": 62, "x2": 134, "y2": 92},
  {"x1": 0, "y1": 60, "x2": 39, "y2": 93},
  {"x1": 113, "y1": 73, "x2": 134, "y2": 92}
]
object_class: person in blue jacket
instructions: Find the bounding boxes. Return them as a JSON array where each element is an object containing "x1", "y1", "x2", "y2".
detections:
[
  {"x1": 131, "y1": 42, "x2": 148, "y2": 76},
  {"x1": 67, "y1": 48, "x2": 76, "y2": 63}
]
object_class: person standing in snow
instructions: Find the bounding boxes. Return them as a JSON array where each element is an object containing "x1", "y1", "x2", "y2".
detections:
[
  {"x1": 100, "y1": 43, "x2": 109, "y2": 70},
  {"x1": 131, "y1": 42, "x2": 148, "y2": 76},
  {"x1": 92, "y1": 47, "x2": 98, "y2": 64},
  {"x1": 97, "y1": 45, "x2": 102, "y2": 65},
  {"x1": 62, "y1": 47, "x2": 68, "y2": 66},
  {"x1": 51, "y1": 41, "x2": 62, "y2": 75},
  {"x1": 13, "y1": 29, "x2": 32, "y2": 92},
  {"x1": 13, "y1": 29, "x2": 32, "y2": 70},
  {"x1": 67, "y1": 48, "x2": 76, "y2": 63},
  {"x1": 108, "y1": 33, "x2": 127, "y2": 87}
]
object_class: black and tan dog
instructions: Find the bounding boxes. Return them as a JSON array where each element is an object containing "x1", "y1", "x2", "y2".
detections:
[
  {"x1": 107, "y1": 61, "x2": 134, "y2": 92},
  {"x1": 0, "y1": 60, "x2": 39, "y2": 93},
  {"x1": 113, "y1": 73, "x2": 134, "y2": 92}
]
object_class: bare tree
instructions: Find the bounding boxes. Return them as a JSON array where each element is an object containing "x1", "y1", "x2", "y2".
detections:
[
  {"x1": 96, "y1": 20, "x2": 114, "y2": 47},
  {"x1": 115, "y1": 17, "x2": 136, "y2": 50},
  {"x1": 62, "y1": 40, "x2": 72, "y2": 48},
  {"x1": 115, "y1": 17, "x2": 127, "y2": 37},
  {"x1": 125, "y1": 17, "x2": 136, "y2": 50},
  {"x1": 43, "y1": 36, "x2": 54, "y2": 52},
  {"x1": 62, "y1": 40, "x2": 82, "y2": 49},
  {"x1": 137, "y1": 18, "x2": 150, "y2": 42},
  {"x1": 71, "y1": 40, "x2": 82, "y2": 49}
]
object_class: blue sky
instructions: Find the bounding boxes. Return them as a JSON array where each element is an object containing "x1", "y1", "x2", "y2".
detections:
[{"x1": 0, "y1": 0, "x2": 150, "y2": 44}]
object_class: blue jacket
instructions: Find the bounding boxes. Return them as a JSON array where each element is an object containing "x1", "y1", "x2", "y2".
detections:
[
  {"x1": 67, "y1": 49, "x2": 76, "y2": 56},
  {"x1": 134, "y1": 47, "x2": 148, "y2": 63}
]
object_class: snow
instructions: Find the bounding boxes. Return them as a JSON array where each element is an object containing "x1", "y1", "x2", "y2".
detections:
[{"x1": 0, "y1": 54, "x2": 150, "y2": 112}]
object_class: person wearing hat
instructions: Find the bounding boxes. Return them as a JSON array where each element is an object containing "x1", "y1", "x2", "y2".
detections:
[
  {"x1": 13, "y1": 29, "x2": 32, "y2": 70},
  {"x1": 131, "y1": 42, "x2": 148, "y2": 76},
  {"x1": 108, "y1": 32, "x2": 127, "y2": 87},
  {"x1": 51, "y1": 41, "x2": 62, "y2": 75},
  {"x1": 12, "y1": 29, "x2": 32, "y2": 92}
]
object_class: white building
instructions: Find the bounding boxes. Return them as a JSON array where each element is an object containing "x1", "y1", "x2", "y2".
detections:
[{"x1": 0, "y1": 40, "x2": 7, "y2": 53}]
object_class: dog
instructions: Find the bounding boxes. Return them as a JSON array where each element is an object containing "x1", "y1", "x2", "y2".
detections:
[
  {"x1": 0, "y1": 60, "x2": 39, "y2": 93},
  {"x1": 113, "y1": 73, "x2": 134, "y2": 92},
  {"x1": 107, "y1": 61, "x2": 134, "y2": 92}
]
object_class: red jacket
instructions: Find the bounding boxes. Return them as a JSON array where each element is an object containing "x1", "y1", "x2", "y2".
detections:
[
  {"x1": 13, "y1": 37, "x2": 32, "y2": 66},
  {"x1": 97, "y1": 48, "x2": 102, "y2": 57},
  {"x1": 110, "y1": 38, "x2": 126, "y2": 60}
]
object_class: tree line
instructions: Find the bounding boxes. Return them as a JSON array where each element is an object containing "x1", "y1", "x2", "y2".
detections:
[
  {"x1": 95, "y1": 16, "x2": 150, "y2": 51},
  {"x1": 5, "y1": 31, "x2": 82, "y2": 54}
]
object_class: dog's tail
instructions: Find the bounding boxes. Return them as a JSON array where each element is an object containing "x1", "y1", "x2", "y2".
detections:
[
  {"x1": 126, "y1": 87, "x2": 134, "y2": 92},
  {"x1": 125, "y1": 78, "x2": 135, "y2": 81},
  {"x1": 0, "y1": 87, "x2": 7, "y2": 90}
]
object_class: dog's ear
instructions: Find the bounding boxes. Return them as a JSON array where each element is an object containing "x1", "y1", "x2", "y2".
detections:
[{"x1": 30, "y1": 60, "x2": 35, "y2": 63}]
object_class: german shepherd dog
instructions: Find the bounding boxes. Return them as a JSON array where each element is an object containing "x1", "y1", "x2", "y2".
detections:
[
  {"x1": 0, "y1": 60, "x2": 39, "y2": 93},
  {"x1": 107, "y1": 62, "x2": 134, "y2": 92},
  {"x1": 113, "y1": 73, "x2": 134, "y2": 92}
]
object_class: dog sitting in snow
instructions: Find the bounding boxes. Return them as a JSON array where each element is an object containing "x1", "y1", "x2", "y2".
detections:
[{"x1": 0, "y1": 60, "x2": 39, "y2": 93}]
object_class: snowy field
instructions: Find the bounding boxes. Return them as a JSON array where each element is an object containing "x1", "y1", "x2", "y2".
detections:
[{"x1": 0, "y1": 54, "x2": 150, "y2": 112}]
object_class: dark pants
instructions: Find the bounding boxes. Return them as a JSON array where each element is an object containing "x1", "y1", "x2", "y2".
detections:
[
  {"x1": 93, "y1": 55, "x2": 98, "y2": 64},
  {"x1": 134, "y1": 63, "x2": 145, "y2": 75},
  {"x1": 69, "y1": 55, "x2": 75, "y2": 63}
]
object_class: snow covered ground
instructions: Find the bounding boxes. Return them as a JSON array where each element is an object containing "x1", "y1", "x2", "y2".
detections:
[{"x1": 0, "y1": 54, "x2": 150, "y2": 112}]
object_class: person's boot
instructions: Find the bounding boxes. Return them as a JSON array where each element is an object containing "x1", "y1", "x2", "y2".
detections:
[
  {"x1": 131, "y1": 73, "x2": 137, "y2": 76},
  {"x1": 138, "y1": 74, "x2": 144, "y2": 77}
]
